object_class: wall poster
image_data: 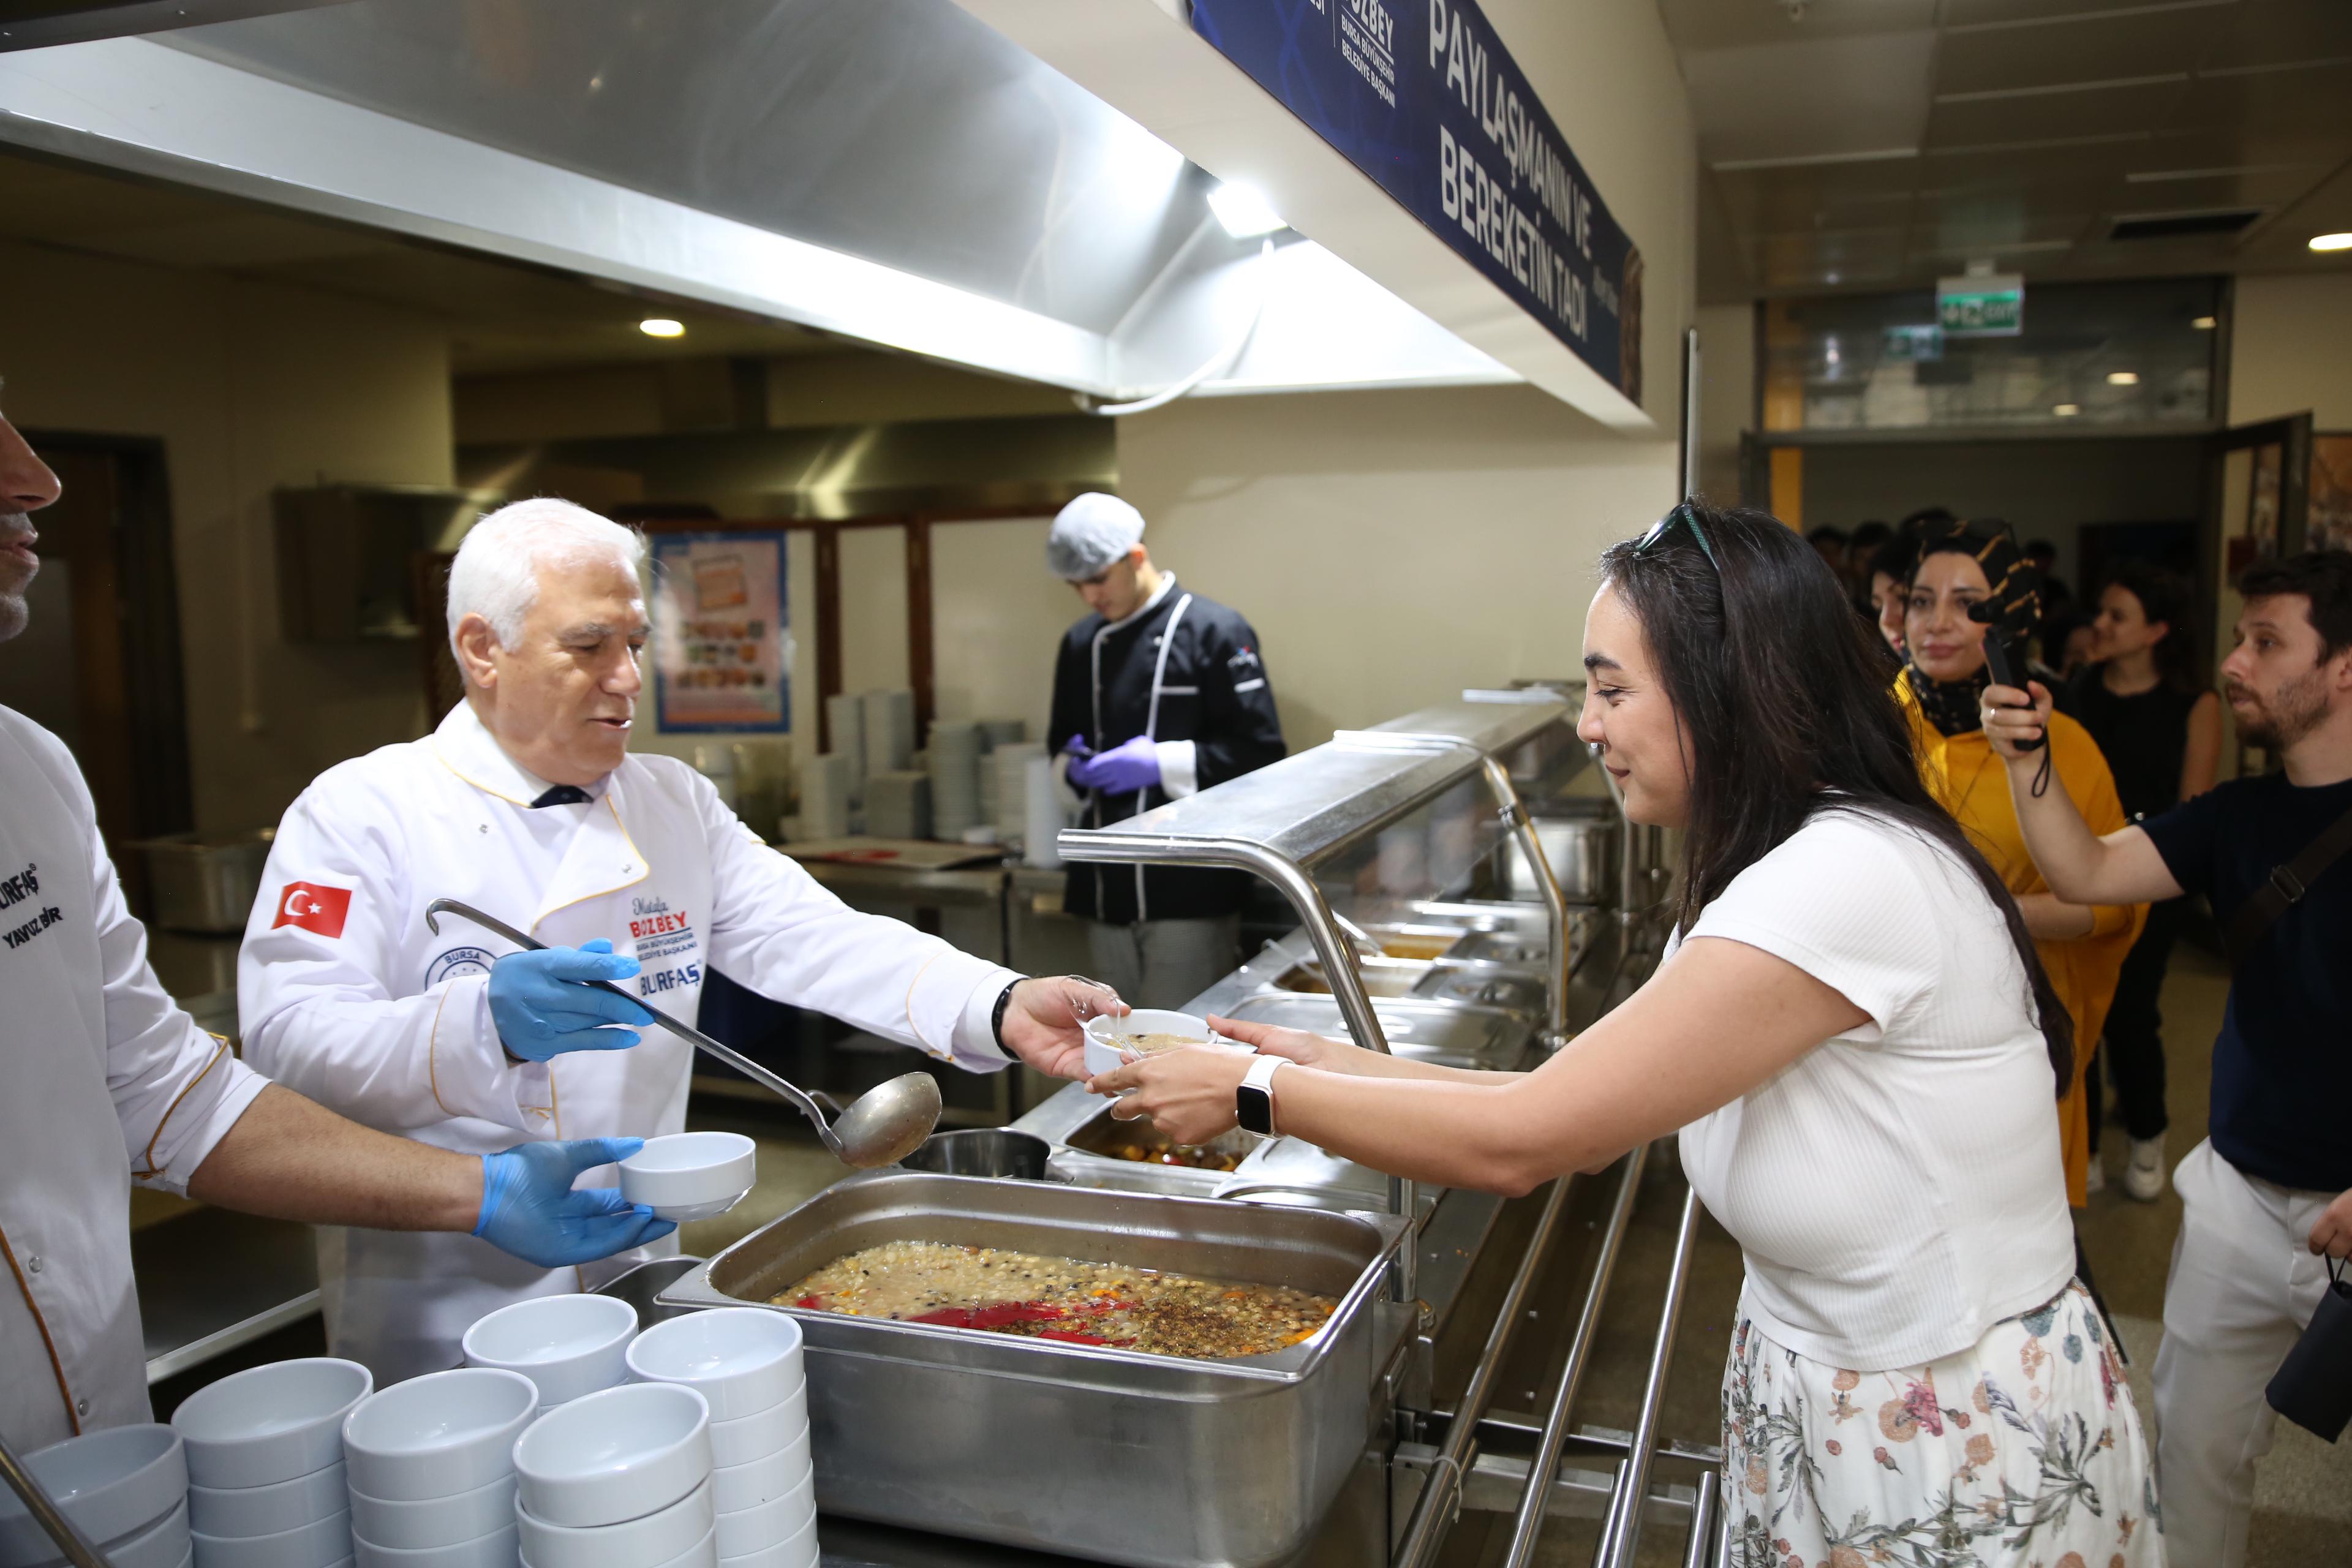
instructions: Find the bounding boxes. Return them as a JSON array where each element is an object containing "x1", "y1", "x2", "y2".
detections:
[
  {"x1": 1189, "y1": 0, "x2": 1643, "y2": 402},
  {"x1": 651, "y1": 530, "x2": 789, "y2": 733}
]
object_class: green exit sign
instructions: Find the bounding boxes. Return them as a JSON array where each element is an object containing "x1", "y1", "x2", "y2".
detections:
[{"x1": 1938, "y1": 273, "x2": 2024, "y2": 337}]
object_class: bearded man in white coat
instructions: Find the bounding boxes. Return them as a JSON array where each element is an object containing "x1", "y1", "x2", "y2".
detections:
[{"x1": 241, "y1": 499, "x2": 1111, "y2": 1380}]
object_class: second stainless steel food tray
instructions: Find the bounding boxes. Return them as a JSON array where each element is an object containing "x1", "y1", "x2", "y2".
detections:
[{"x1": 658, "y1": 1172, "x2": 1409, "y2": 1568}]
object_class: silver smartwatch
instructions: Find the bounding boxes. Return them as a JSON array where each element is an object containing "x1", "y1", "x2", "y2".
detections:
[{"x1": 1235, "y1": 1054, "x2": 1286, "y2": 1136}]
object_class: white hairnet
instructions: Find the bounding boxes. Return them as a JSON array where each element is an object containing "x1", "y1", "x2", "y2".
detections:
[{"x1": 1046, "y1": 492, "x2": 1146, "y2": 579}]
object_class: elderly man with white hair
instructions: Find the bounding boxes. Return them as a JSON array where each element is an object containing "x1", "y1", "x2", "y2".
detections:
[{"x1": 242, "y1": 499, "x2": 1112, "y2": 1380}]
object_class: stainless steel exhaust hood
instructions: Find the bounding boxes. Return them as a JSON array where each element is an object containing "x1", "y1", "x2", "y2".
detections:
[{"x1": 0, "y1": 0, "x2": 1510, "y2": 401}]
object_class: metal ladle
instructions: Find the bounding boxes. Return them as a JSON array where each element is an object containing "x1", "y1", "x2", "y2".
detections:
[{"x1": 424, "y1": 899, "x2": 942, "y2": 1167}]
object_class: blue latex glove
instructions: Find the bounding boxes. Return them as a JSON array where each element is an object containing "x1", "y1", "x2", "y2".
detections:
[
  {"x1": 488, "y1": 938, "x2": 657, "y2": 1061},
  {"x1": 475, "y1": 1137, "x2": 674, "y2": 1267},
  {"x1": 1067, "y1": 734, "x2": 1161, "y2": 794}
]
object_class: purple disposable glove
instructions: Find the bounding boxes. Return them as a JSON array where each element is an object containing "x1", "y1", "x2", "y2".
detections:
[{"x1": 1067, "y1": 734, "x2": 1161, "y2": 794}]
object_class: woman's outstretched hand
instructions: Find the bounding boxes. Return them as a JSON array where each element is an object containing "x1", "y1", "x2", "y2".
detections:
[
  {"x1": 1088, "y1": 1046, "x2": 1257, "y2": 1144},
  {"x1": 1206, "y1": 1015, "x2": 1355, "y2": 1071}
]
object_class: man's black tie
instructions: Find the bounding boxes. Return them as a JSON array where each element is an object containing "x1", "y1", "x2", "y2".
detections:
[{"x1": 530, "y1": 785, "x2": 592, "y2": 808}]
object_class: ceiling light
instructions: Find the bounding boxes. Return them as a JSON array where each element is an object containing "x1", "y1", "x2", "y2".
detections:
[
  {"x1": 2107, "y1": 371, "x2": 2139, "y2": 385},
  {"x1": 2053, "y1": 404, "x2": 2081, "y2": 417},
  {"x1": 638, "y1": 318, "x2": 685, "y2": 338},
  {"x1": 1208, "y1": 182, "x2": 1286, "y2": 239},
  {"x1": 2310, "y1": 232, "x2": 2352, "y2": 252},
  {"x1": 2191, "y1": 315, "x2": 2217, "y2": 330}
]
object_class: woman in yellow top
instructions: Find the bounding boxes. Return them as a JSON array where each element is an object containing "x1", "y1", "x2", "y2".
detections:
[{"x1": 1898, "y1": 519, "x2": 2144, "y2": 1206}]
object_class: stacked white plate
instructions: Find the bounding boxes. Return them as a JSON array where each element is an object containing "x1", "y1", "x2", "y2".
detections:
[
  {"x1": 173, "y1": 1358, "x2": 372, "y2": 1568},
  {"x1": 862, "y1": 771, "x2": 930, "y2": 842},
  {"x1": 513, "y1": 1384, "x2": 715, "y2": 1568},
  {"x1": 0, "y1": 1425, "x2": 190, "y2": 1568},
  {"x1": 990, "y1": 742, "x2": 1044, "y2": 846},
  {"x1": 342, "y1": 1368, "x2": 537, "y2": 1568},
  {"x1": 924, "y1": 722, "x2": 981, "y2": 840},
  {"x1": 464, "y1": 1296, "x2": 638, "y2": 1418},
  {"x1": 624, "y1": 1312, "x2": 811, "y2": 1568},
  {"x1": 861, "y1": 690, "x2": 915, "y2": 777}
]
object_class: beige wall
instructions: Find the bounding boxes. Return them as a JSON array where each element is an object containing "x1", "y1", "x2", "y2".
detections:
[
  {"x1": 1118, "y1": 385, "x2": 1677, "y2": 747},
  {"x1": 930, "y1": 518, "x2": 1068, "y2": 744},
  {"x1": 2230, "y1": 273, "x2": 2352, "y2": 428},
  {"x1": 0, "y1": 239, "x2": 451, "y2": 832}
]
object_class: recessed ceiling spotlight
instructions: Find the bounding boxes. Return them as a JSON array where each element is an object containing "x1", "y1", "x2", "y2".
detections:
[
  {"x1": 638, "y1": 318, "x2": 685, "y2": 338},
  {"x1": 2107, "y1": 371, "x2": 2139, "y2": 386},
  {"x1": 1208, "y1": 181, "x2": 1287, "y2": 239},
  {"x1": 2309, "y1": 232, "x2": 2352, "y2": 252},
  {"x1": 2053, "y1": 404, "x2": 2081, "y2": 417},
  {"x1": 2191, "y1": 315, "x2": 2217, "y2": 330}
]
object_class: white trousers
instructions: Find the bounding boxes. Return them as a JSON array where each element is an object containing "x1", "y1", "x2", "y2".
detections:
[
  {"x1": 1084, "y1": 915, "x2": 1241, "y2": 1012},
  {"x1": 2152, "y1": 1139, "x2": 2337, "y2": 1567}
]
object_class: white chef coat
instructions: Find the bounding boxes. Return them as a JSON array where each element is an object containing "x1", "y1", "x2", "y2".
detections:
[
  {"x1": 239, "y1": 703, "x2": 1020, "y2": 1381},
  {"x1": 0, "y1": 707, "x2": 269, "y2": 1450}
]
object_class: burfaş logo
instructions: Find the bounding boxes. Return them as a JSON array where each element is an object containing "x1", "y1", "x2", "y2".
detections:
[{"x1": 272, "y1": 881, "x2": 353, "y2": 938}]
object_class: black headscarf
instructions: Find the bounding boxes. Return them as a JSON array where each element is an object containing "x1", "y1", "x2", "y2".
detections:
[{"x1": 1902, "y1": 518, "x2": 2043, "y2": 737}]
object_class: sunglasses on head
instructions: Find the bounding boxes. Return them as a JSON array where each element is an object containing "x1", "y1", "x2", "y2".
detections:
[{"x1": 1633, "y1": 501, "x2": 1719, "y2": 570}]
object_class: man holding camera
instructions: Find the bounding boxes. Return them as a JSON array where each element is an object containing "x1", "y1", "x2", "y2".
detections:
[{"x1": 1981, "y1": 549, "x2": 2352, "y2": 1568}]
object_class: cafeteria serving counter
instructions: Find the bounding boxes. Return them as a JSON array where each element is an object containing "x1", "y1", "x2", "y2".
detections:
[{"x1": 646, "y1": 695, "x2": 1728, "y2": 1568}]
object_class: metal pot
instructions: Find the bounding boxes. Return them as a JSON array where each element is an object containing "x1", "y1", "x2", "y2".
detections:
[
  {"x1": 1502, "y1": 803, "x2": 1622, "y2": 906},
  {"x1": 895, "y1": 1129, "x2": 1055, "y2": 1180}
]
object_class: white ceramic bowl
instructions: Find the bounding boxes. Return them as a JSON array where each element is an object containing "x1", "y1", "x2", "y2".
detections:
[
  {"x1": 706, "y1": 1447, "x2": 796, "y2": 1518},
  {"x1": 709, "y1": 1472, "x2": 812, "y2": 1561},
  {"x1": 462, "y1": 1294, "x2": 638, "y2": 1409},
  {"x1": 172, "y1": 1359, "x2": 372, "y2": 1491},
  {"x1": 715, "y1": 1512, "x2": 814, "y2": 1568},
  {"x1": 1080, "y1": 1008, "x2": 1246, "y2": 1078},
  {"x1": 511, "y1": 1384, "x2": 710, "y2": 1530},
  {"x1": 347, "y1": 1522, "x2": 516, "y2": 1568},
  {"x1": 623, "y1": 1311, "x2": 803, "y2": 1424},
  {"x1": 345, "y1": 1472, "x2": 514, "y2": 1552},
  {"x1": 513, "y1": 1477, "x2": 711, "y2": 1568},
  {"x1": 189, "y1": 1504, "x2": 347, "y2": 1568},
  {"x1": 617, "y1": 1134, "x2": 756, "y2": 1219},
  {"x1": 87, "y1": 1498, "x2": 189, "y2": 1568},
  {"x1": 341, "y1": 1368, "x2": 537, "y2": 1504},
  {"x1": 702, "y1": 1390, "x2": 802, "y2": 1471},
  {"x1": 641, "y1": 1523, "x2": 715, "y2": 1568},
  {"x1": 186, "y1": 1460, "x2": 345, "y2": 1540},
  {"x1": 0, "y1": 1423, "x2": 185, "y2": 1561}
]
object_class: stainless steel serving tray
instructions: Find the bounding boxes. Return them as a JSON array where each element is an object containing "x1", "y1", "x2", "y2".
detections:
[{"x1": 659, "y1": 1172, "x2": 1408, "y2": 1568}]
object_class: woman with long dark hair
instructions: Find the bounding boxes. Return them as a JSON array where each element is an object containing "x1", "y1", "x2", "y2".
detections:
[
  {"x1": 1096, "y1": 502, "x2": 2160, "y2": 1568},
  {"x1": 2058, "y1": 562, "x2": 2222, "y2": 1200},
  {"x1": 1898, "y1": 520, "x2": 2146, "y2": 1209}
]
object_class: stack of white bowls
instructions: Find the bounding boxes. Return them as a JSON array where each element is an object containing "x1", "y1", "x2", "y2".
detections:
[
  {"x1": 0, "y1": 1425, "x2": 189, "y2": 1568},
  {"x1": 173, "y1": 1358, "x2": 371, "y2": 1568},
  {"x1": 462, "y1": 1296, "x2": 638, "y2": 1419},
  {"x1": 342, "y1": 1368, "x2": 537, "y2": 1568},
  {"x1": 624, "y1": 1312, "x2": 811, "y2": 1568},
  {"x1": 513, "y1": 1384, "x2": 715, "y2": 1568},
  {"x1": 925, "y1": 721, "x2": 981, "y2": 840}
]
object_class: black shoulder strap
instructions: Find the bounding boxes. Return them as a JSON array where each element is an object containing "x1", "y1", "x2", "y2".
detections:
[{"x1": 2226, "y1": 799, "x2": 2352, "y2": 970}]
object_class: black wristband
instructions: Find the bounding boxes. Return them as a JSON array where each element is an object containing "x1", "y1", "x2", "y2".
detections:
[{"x1": 990, "y1": 980, "x2": 1020, "y2": 1052}]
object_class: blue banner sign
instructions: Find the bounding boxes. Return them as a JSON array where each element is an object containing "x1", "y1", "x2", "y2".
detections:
[{"x1": 1190, "y1": 0, "x2": 1643, "y2": 402}]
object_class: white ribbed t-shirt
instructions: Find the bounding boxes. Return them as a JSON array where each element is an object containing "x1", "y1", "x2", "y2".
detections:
[{"x1": 1672, "y1": 805, "x2": 2075, "y2": 1372}]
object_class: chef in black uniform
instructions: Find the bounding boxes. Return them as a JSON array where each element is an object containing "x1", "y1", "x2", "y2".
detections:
[{"x1": 1044, "y1": 493, "x2": 1286, "y2": 1007}]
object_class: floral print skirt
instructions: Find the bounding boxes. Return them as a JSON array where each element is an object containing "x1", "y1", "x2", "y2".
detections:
[{"x1": 1722, "y1": 1283, "x2": 2163, "y2": 1568}]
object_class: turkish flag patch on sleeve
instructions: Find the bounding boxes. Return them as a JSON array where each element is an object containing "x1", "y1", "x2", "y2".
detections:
[{"x1": 272, "y1": 881, "x2": 353, "y2": 938}]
